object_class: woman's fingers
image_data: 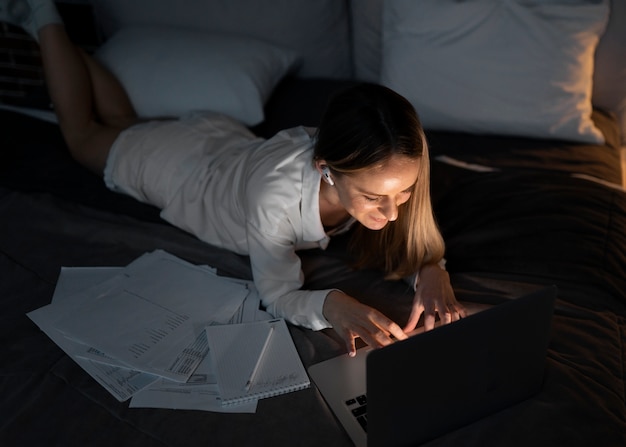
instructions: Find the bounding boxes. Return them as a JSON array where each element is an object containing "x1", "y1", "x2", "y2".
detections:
[{"x1": 323, "y1": 291, "x2": 407, "y2": 354}]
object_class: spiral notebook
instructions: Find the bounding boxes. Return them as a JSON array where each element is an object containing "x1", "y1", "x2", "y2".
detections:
[{"x1": 205, "y1": 318, "x2": 310, "y2": 405}]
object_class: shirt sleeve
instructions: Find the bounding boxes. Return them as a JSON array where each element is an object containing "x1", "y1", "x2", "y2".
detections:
[{"x1": 245, "y1": 219, "x2": 333, "y2": 331}]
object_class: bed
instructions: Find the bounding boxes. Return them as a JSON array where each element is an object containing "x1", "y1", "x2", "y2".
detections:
[{"x1": 1, "y1": 1, "x2": 625, "y2": 446}]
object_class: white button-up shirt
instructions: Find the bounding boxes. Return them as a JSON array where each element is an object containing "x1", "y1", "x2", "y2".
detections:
[{"x1": 160, "y1": 122, "x2": 346, "y2": 330}]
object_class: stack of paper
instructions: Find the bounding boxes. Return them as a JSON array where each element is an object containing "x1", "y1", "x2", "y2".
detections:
[{"x1": 27, "y1": 250, "x2": 272, "y2": 413}]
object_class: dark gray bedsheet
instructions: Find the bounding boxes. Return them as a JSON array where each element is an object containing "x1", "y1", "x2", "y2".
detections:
[{"x1": 1, "y1": 107, "x2": 625, "y2": 446}]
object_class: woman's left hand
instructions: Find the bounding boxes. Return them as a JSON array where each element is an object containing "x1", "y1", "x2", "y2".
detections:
[{"x1": 403, "y1": 264, "x2": 466, "y2": 333}]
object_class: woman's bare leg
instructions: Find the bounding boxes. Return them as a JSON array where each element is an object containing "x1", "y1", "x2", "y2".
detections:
[{"x1": 37, "y1": 23, "x2": 138, "y2": 175}]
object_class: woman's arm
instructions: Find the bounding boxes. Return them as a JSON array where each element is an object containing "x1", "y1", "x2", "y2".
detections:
[
  {"x1": 247, "y1": 221, "x2": 408, "y2": 352},
  {"x1": 246, "y1": 219, "x2": 334, "y2": 329}
]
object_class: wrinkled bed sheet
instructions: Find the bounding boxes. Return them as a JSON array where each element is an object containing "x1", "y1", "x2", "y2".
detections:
[{"x1": 1, "y1": 106, "x2": 625, "y2": 446}]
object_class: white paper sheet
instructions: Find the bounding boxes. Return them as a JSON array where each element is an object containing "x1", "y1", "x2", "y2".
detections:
[
  {"x1": 129, "y1": 341, "x2": 257, "y2": 413},
  {"x1": 129, "y1": 276, "x2": 268, "y2": 412},
  {"x1": 29, "y1": 280, "x2": 161, "y2": 402},
  {"x1": 28, "y1": 251, "x2": 265, "y2": 411},
  {"x1": 50, "y1": 251, "x2": 249, "y2": 381}
]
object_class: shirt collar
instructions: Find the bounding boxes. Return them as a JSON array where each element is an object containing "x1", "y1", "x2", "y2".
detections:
[{"x1": 301, "y1": 157, "x2": 330, "y2": 248}]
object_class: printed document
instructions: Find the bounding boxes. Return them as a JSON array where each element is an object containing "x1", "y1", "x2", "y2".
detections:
[{"x1": 51, "y1": 251, "x2": 249, "y2": 381}]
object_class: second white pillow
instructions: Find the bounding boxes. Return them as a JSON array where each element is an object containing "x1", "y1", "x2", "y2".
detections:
[{"x1": 381, "y1": 0, "x2": 609, "y2": 144}]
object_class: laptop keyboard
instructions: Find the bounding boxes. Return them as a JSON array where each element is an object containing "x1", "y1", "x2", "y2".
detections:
[{"x1": 345, "y1": 394, "x2": 368, "y2": 432}]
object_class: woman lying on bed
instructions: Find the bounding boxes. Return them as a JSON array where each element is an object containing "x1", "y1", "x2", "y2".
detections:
[{"x1": 2, "y1": 0, "x2": 466, "y2": 356}]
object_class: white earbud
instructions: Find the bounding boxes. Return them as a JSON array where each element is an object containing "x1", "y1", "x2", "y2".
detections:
[{"x1": 321, "y1": 166, "x2": 335, "y2": 186}]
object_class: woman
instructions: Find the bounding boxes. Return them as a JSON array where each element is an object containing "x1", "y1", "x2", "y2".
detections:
[{"x1": 2, "y1": 0, "x2": 466, "y2": 356}]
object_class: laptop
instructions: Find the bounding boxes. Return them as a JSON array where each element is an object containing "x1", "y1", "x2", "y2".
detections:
[{"x1": 308, "y1": 285, "x2": 556, "y2": 447}]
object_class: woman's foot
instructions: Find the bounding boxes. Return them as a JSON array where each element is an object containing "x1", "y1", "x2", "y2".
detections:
[{"x1": 0, "y1": 0, "x2": 62, "y2": 41}]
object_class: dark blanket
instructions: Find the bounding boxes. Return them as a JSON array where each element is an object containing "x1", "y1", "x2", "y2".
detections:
[{"x1": 1, "y1": 106, "x2": 625, "y2": 446}]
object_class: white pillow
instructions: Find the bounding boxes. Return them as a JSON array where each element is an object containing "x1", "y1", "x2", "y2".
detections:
[
  {"x1": 95, "y1": 26, "x2": 300, "y2": 126},
  {"x1": 593, "y1": 0, "x2": 626, "y2": 146},
  {"x1": 381, "y1": 0, "x2": 609, "y2": 144},
  {"x1": 90, "y1": 0, "x2": 351, "y2": 79}
]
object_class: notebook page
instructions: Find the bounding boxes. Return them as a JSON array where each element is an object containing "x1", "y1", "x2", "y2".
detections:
[{"x1": 205, "y1": 318, "x2": 310, "y2": 405}]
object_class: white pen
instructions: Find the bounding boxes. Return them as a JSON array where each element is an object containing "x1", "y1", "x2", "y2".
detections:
[{"x1": 244, "y1": 323, "x2": 275, "y2": 392}]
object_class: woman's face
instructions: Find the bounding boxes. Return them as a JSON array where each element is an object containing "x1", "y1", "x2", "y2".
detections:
[{"x1": 333, "y1": 155, "x2": 420, "y2": 231}]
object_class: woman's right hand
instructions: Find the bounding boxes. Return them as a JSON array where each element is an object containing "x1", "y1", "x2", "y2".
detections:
[{"x1": 322, "y1": 290, "x2": 408, "y2": 357}]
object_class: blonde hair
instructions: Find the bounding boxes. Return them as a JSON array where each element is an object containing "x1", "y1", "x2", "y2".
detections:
[{"x1": 314, "y1": 83, "x2": 445, "y2": 278}]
